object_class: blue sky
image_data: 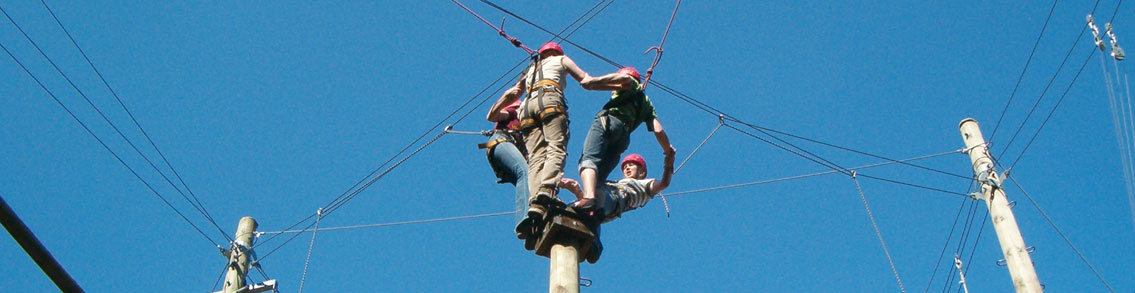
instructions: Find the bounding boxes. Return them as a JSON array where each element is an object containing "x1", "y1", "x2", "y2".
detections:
[{"x1": 2, "y1": 1, "x2": 1133, "y2": 292}]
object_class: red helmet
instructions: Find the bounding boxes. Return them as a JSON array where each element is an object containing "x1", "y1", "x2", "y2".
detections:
[
  {"x1": 621, "y1": 153, "x2": 647, "y2": 177},
  {"x1": 617, "y1": 67, "x2": 641, "y2": 81},
  {"x1": 539, "y1": 42, "x2": 563, "y2": 55}
]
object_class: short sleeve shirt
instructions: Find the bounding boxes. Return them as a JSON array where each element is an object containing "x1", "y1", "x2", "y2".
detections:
[
  {"x1": 600, "y1": 177, "x2": 656, "y2": 222},
  {"x1": 602, "y1": 79, "x2": 657, "y2": 132}
]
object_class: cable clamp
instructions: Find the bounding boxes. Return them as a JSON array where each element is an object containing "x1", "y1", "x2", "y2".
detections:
[
  {"x1": 966, "y1": 192, "x2": 981, "y2": 200},
  {"x1": 579, "y1": 278, "x2": 593, "y2": 287}
]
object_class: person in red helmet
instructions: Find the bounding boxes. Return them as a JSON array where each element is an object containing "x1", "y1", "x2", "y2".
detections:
[
  {"x1": 558, "y1": 151, "x2": 675, "y2": 263},
  {"x1": 501, "y1": 41, "x2": 611, "y2": 234},
  {"x1": 570, "y1": 66, "x2": 675, "y2": 213}
]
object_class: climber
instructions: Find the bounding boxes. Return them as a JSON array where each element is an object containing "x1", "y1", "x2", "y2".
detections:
[
  {"x1": 559, "y1": 152, "x2": 675, "y2": 263},
  {"x1": 569, "y1": 66, "x2": 675, "y2": 213}
]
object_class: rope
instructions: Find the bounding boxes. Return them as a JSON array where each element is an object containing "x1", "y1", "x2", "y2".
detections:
[
  {"x1": 450, "y1": 0, "x2": 535, "y2": 55},
  {"x1": 640, "y1": 0, "x2": 683, "y2": 89},
  {"x1": 850, "y1": 171, "x2": 906, "y2": 293},
  {"x1": 673, "y1": 116, "x2": 724, "y2": 174},
  {"x1": 298, "y1": 208, "x2": 323, "y2": 293},
  {"x1": 1007, "y1": 177, "x2": 1115, "y2": 291}
]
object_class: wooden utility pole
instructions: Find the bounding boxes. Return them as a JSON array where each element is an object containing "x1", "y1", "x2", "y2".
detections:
[
  {"x1": 533, "y1": 210, "x2": 595, "y2": 293},
  {"x1": 958, "y1": 118, "x2": 1042, "y2": 292},
  {"x1": 222, "y1": 217, "x2": 257, "y2": 293},
  {"x1": 549, "y1": 238, "x2": 581, "y2": 293}
]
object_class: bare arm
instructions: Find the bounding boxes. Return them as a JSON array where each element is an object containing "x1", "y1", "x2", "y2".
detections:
[
  {"x1": 559, "y1": 178, "x2": 584, "y2": 199},
  {"x1": 486, "y1": 79, "x2": 524, "y2": 122},
  {"x1": 580, "y1": 71, "x2": 636, "y2": 91},
  {"x1": 652, "y1": 118, "x2": 674, "y2": 154},
  {"x1": 649, "y1": 149, "x2": 676, "y2": 193},
  {"x1": 559, "y1": 56, "x2": 601, "y2": 88}
]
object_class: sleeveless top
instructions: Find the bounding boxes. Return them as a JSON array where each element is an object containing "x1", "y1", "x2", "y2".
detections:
[{"x1": 525, "y1": 55, "x2": 568, "y2": 93}]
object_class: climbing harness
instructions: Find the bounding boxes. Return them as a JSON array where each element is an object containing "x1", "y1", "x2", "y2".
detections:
[
  {"x1": 518, "y1": 105, "x2": 567, "y2": 131},
  {"x1": 640, "y1": 0, "x2": 683, "y2": 89}
]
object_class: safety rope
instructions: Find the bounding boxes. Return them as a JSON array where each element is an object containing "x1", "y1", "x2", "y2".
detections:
[
  {"x1": 640, "y1": 0, "x2": 683, "y2": 89},
  {"x1": 674, "y1": 115, "x2": 724, "y2": 174},
  {"x1": 450, "y1": 0, "x2": 535, "y2": 55},
  {"x1": 850, "y1": 171, "x2": 906, "y2": 293},
  {"x1": 298, "y1": 208, "x2": 323, "y2": 293}
]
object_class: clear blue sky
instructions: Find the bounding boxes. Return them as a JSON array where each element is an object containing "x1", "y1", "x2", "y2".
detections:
[{"x1": 2, "y1": 1, "x2": 1133, "y2": 291}]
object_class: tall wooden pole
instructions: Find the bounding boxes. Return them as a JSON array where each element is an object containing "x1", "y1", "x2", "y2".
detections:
[
  {"x1": 958, "y1": 118, "x2": 1042, "y2": 292},
  {"x1": 223, "y1": 217, "x2": 258, "y2": 293},
  {"x1": 548, "y1": 238, "x2": 581, "y2": 293}
]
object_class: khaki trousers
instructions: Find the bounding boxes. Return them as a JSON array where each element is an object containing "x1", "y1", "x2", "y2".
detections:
[{"x1": 519, "y1": 89, "x2": 569, "y2": 201}]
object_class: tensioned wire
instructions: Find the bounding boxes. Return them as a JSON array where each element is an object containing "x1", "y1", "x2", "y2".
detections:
[
  {"x1": 0, "y1": 37, "x2": 220, "y2": 247},
  {"x1": 0, "y1": 4, "x2": 228, "y2": 246},
  {"x1": 257, "y1": 149, "x2": 962, "y2": 235},
  {"x1": 995, "y1": 0, "x2": 1104, "y2": 162},
  {"x1": 477, "y1": 0, "x2": 972, "y2": 183},
  {"x1": 990, "y1": 0, "x2": 1063, "y2": 140},
  {"x1": 36, "y1": 0, "x2": 230, "y2": 243},
  {"x1": 252, "y1": 0, "x2": 619, "y2": 259}
]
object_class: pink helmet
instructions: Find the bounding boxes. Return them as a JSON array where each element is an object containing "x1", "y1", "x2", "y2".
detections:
[
  {"x1": 539, "y1": 42, "x2": 563, "y2": 55},
  {"x1": 621, "y1": 153, "x2": 647, "y2": 177},
  {"x1": 617, "y1": 67, "x2": 641, "y2": 81}
]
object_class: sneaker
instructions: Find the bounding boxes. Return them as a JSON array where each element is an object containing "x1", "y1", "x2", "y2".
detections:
[
  {"x1": 569, "y1": 197, "x2": 597, "y2": 212},
  {"x1": 532, "y1": 192, "x2": 565, "y2": 209}
]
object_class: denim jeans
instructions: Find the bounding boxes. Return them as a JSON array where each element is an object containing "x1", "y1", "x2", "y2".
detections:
[
  {"x1": 487, "y1": 132, "x2": 529, "y2": 227},
  {"x1": 578, "y1": 114, "x2": 630, "y2": 181}
]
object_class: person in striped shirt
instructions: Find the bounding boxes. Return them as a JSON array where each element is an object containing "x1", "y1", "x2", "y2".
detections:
[{"x1": 558, "y1": 151, "x2": 674, "y2": 263}]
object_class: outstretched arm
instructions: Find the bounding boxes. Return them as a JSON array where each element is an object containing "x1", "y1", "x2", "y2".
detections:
[
  {"x1": 652, "y1": 118, "x2": 674, "y2": 155},
  {"x1": 487, "y1": 79, "x2": 525, "y2": 122},
  {"x1": 559, "y1": 178, "x2": 584, "y2": 199},
  {"x1": 649, "y1": 149, "x2": 676, "y2": 193},
  {"x1": 579, "y1": 71, "x2": 635, "y2": 91}
]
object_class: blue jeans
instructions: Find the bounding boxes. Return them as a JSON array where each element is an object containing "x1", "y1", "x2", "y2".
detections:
[
  {"x1": 487, "y1": 132, "x2": 529, "y2": 227},
  {"x1": 578, "y1": 114, "x2": 630, "y2": 181}
]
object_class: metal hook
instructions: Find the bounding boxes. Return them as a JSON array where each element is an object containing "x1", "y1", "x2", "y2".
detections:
[{"x1": 643, "y1": 46, "x2": 663, "y2": 55}]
